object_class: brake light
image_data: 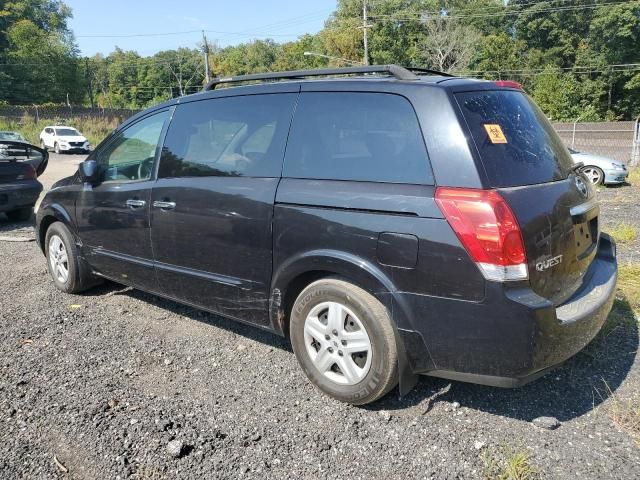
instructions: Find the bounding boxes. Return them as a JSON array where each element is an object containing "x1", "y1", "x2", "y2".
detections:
[
  {"x1": 435, "y1": 187, "x2": 528, "y2": 282},
  {"x1": 494, "y1": 80, "x2": 523, "y2": 90},
  {"x1": 17, "y1": 164, "x2": 36, "y2": 180}
]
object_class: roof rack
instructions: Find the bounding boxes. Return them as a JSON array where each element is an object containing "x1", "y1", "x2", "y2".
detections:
[
  {"x1": 204, "y1": 64, "x2": 431, "y2": 90},
  {"x1": 406, "y1": 67, "x2": 455, "y2": 78}
]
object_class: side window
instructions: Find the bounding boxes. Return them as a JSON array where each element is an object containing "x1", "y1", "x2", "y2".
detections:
[
  {"x1": 158, "y1": 94, "x2": 296, "y2": 178},
  {"x1": 98, "y1": 111, "x2": 168, "y2": 183},
  {"x1": 283, "y1": 92, "x2": 433, "y2": 184}
]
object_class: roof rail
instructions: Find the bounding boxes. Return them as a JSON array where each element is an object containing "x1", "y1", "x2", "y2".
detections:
[
  {"x1": 203, "y1": 64, "x2": 422, "y2": 90},
  {"x1": 406, "y1": 67, "x2": 455, "y2": 78}
]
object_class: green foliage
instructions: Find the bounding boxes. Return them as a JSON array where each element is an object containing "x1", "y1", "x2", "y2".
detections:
[
  {"x1": 1, "y1": 0, "x2": 640, "y2": 119},
  {"x1": 0, "y1": 1, "x2": 80, "y2": 104},
  {"x1": 0, "y1": 114, "x2": 118, "y2": 146}
]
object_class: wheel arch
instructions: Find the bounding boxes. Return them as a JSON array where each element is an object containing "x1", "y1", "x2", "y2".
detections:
[
  {"x1": 37, "y1": 204, "x2": 75, "y2": 254},
  {"x1": 269, "y1": 249, "x2": 421, "y2": 396}
]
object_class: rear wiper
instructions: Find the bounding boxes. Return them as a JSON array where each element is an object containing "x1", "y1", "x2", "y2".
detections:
[{"x1": 570, "y1": 161, "x2": 584, "y2": 173}]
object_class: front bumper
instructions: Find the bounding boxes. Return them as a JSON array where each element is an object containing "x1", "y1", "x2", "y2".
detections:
[
  {"x1": 58, "y1": 144, "x2": 90, "y2": 153},
  {"x1": 398, "y1": 234, "x2": 617, "y2": 387},
  {"x1": 604, "y1": 168, "x2": 629, "y2": 184},
  {"x1": 0, "y1": 180, "x2": 42, "y2": 213}
]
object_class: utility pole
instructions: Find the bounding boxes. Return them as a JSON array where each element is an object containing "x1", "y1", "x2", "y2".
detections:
[
  {"x1": 85, "y1": 57, "x2": 95, "y2": 108},
  {"x1": 362, "y1": 0, "x2": 371, "y2": 65},
  {"x1": 202, "y1": 30, "x2": 211, "y2": 83}
]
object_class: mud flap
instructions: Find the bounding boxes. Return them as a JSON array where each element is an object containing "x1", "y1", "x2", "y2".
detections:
[{"x1": 396, "y1": 332, "x2": 419, "y2": 396}]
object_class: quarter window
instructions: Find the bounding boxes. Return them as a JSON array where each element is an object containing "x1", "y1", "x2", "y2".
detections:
[
  {"x1": 158, "y1": 94, "x2": 296, "y2": 178},
  {"x1": 98, "y1": 111, "x2": 168, "y2": 182},
  {"x1": 283, "y1": 92, "x2": 432, "y2": 184}
]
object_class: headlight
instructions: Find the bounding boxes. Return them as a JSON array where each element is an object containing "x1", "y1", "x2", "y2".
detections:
[{"x1": 611, "y1": 163, "x2": 625, "y2": 170}]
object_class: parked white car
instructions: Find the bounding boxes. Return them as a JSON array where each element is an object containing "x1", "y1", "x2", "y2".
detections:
[
  {"x1": 569, "y1": 148, "x2": 629, "y2": 185},
  {"x1": 39, "y1": 126, "x2": 91, "y2": 154}
]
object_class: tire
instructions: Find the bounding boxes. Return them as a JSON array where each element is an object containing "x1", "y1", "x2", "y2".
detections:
[
  {"x1": 6, "y1": 207, "x2": 32, "y2": 222},
  {"x1": 54, "y1": 142, "x2": 60, "y2": 154},
  {"x1": 290, "y1": 278, "x2": 398, "y2": 405},
  {"x1": 581, "y1": 166, "x2": 604, "y2": 185},
  {"x1": 45, "y1": 221, "x2": 98, "y2": 294}
]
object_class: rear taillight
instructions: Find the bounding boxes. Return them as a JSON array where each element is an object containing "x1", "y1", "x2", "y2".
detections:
[
  {"x1": 435, "y1": 187, "x2": 528, "y2": 282},
  {"x1": 17, "y1": 164, "x2": 36, "y2": 180}
]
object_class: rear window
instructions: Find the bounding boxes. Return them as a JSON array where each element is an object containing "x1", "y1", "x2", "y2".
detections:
[
  {"x1": 283, "y1": 92, "x2": 432, "y2": 184},
  {"x1": 456, "y1": 90, "x2": 573, "y2": 187},
  {"x1": 55, "y1": 128, "x2": 79, "y2": 136}
]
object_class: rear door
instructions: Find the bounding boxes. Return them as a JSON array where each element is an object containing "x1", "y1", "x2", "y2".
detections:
[
  {"x1": 150, "y1": 93, "x2": 297, "y2": 326},
  {"x1": 455, "y1": 88, "x2": 598, "y2": 304}
]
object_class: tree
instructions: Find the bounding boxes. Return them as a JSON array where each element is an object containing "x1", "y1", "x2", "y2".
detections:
[
  {"x1": 420, "y1": 15, "x2": 479, "y2": 73},
  {"x1": 0, "y1": 0, "x2": 79, "y2": 104}
]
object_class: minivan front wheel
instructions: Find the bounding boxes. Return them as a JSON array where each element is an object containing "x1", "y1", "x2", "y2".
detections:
[
  {"x1": 290, "y1": 278, "x2": 398, "y2": 405},
  {"x1": 45, "y1": 222, "x2": 98, "y2": 293}
]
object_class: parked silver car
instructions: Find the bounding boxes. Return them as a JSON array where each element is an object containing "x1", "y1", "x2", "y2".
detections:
[{"x1": 569, "y1": 148, "x2": 629, "y2": 185}]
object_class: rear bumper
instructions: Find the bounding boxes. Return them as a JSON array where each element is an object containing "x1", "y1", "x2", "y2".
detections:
[
  {"x1": 0, "y1": 180, "x2": 42, "y2": 213},
  {"x1": 398, "y1": 234, "x2": 617, "y2": 387}
]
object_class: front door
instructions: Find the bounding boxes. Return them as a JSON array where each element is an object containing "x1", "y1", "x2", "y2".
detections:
[
  {"x1": 150, "y1": 93, "x2": 297, "y2": 326},
  {"x1": 75, "y1": 110, "x2": 169, "y2": 291}
]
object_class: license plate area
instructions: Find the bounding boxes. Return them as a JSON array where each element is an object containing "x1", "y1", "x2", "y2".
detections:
[{"x1": 574, "y1": 216, "x2": 598, "y2": 260}]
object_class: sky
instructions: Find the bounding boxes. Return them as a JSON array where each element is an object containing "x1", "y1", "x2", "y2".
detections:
[{"x1": 65, "y1": 0, "x2": 338, "y2": 57}]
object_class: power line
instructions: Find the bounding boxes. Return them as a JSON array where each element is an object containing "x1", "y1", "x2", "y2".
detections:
[
  {"x1": 368, "y1": 0, "x2": 638, "y2": 21},
  {"x1": 74, "y1": 9, "x2": 333, "y2": 40}
]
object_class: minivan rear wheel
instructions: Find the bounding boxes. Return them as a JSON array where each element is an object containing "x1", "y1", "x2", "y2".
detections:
[{"x1": 290, "y1": 278, "x2": 398, "y2": 405}]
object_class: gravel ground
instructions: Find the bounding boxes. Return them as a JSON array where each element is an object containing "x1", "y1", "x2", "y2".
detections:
[{"x1": 0, "y1": 155, "x2": 639, "y2": 479}]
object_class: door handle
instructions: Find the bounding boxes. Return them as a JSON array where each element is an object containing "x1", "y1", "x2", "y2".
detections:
[
  {"x1": 126, "y1": 199, "x2": 146, "y2": 208},
  {"x1": 153, "y1": 200, "x2": 176, "y2": 210}
]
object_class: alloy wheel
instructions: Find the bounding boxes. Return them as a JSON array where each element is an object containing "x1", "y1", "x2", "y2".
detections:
[
  {"x1": 581, "y1": 167, "x2": 603, "y2": 185},
  {"x1": 303, "y1": 301, "x2": 372, "y2": 385},
  {"x1": 48, "y1": 235, "x2": 69, "y2": 283}
]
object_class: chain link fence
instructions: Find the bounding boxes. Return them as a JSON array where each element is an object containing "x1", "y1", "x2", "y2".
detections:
[
  {"x1": 1, "y1": 105, "x2": 639, "y2": 167},
  {"x1": 0, "y1": 105, "x2": 140, "y2": 123},
  {"x1": 552, "y1": 120, "x2": 640, "y2": 166}
]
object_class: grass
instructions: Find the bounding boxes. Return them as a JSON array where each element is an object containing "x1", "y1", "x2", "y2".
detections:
[
  {"x1": 592, "y1": 266, "x2": 640, "y2": 445},
  {"x1": 595, "y1": 381, "x2": 640, "y2": 447},
  {"x1": 600, "y1": 264, "x2": 640, "y2": 334},
  {"x1": 0, "y1": 115, "x2": 119, "y2": 147},
  {"x1": 628, "y1": 167, "x2": 640, "y2": 185},
  {"x1": 618, "y1": 264, "x2": 640, "y2": 314},
  {"x1": 608, "y1": 224, "x2": 638, "y2": 244},
  {"x1": 482, "y1": 446, "x2": 538, "y2": 480}
]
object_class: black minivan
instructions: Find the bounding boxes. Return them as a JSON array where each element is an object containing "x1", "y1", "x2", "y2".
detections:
[{"x1": 36, "y1": 66, "x2": 617, "y2": 405}]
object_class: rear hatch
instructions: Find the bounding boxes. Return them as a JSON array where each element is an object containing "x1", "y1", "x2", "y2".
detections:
[
  {"x1": 0, "y1": 141, "x2": 48, "y2": 182},
  {"x1": 455, "y1": 88, "x2": 599, "y2": 305}
]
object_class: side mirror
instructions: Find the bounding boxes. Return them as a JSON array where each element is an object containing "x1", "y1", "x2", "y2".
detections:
[{"x1": 79, "y1": 159, "x2": 98, "y2": 184}]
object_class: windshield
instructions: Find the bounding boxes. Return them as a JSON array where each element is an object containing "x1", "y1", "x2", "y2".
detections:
[
  {"x1": 456, "y1": 90, "x2": 574, "y2": 188},
  {"x1": 0, "y1": 132, "x2": 26, "y2": 141},
  {"x1": 55, "y1": 128, "x2": 80, "y2": 136}
]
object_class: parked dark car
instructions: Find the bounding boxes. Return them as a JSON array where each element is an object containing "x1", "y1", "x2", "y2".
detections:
[
  {"x1": 1, "y1": 140, "x2": 48, "y2": 222},
  {"x1": 36, "y1": 66, "x2": 617, "y2": 405}
]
